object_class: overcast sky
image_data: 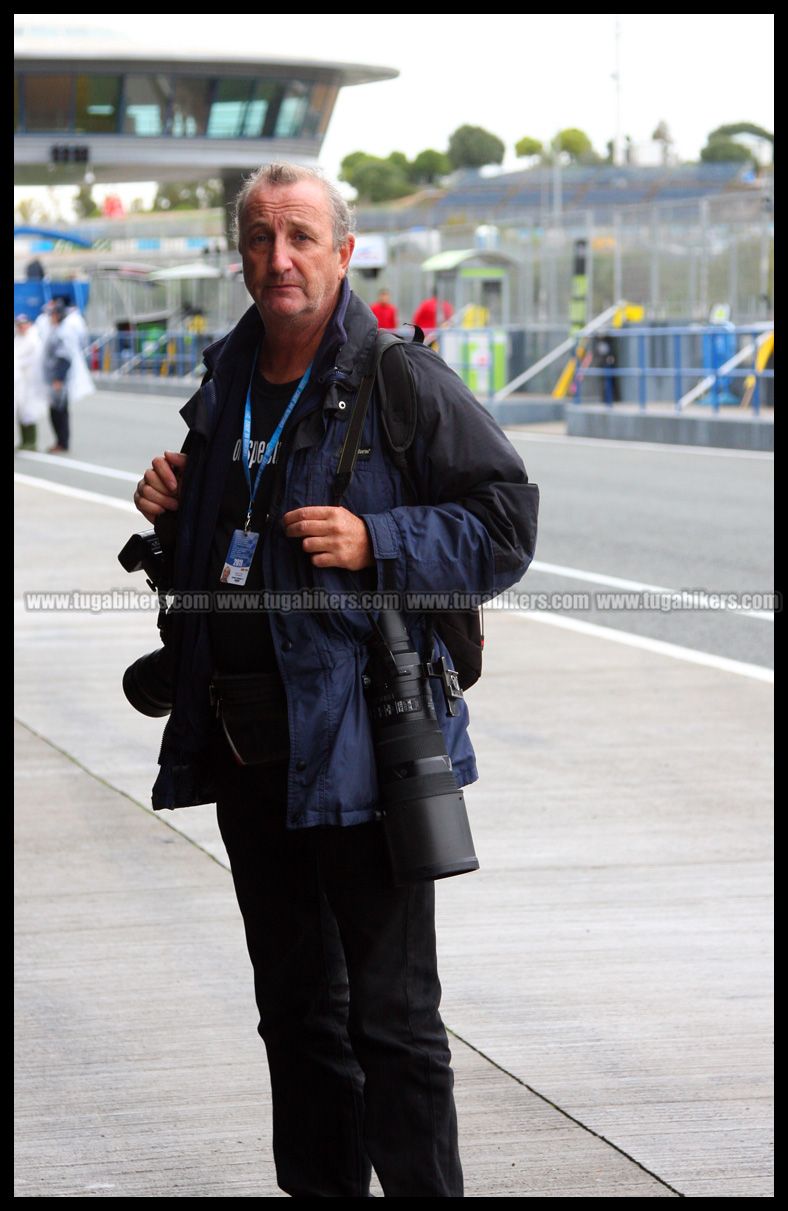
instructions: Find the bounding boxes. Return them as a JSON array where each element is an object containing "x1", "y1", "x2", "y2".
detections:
[{"x1": 15, "y1": 12, "x2": 774, "y2": 212}]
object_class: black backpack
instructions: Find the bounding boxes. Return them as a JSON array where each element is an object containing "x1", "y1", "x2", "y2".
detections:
[{"x1": 332, "y1": 327, "x2": 484, "y2": 691}]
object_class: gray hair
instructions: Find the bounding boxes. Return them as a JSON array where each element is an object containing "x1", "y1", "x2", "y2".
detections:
[{"x1": 233, "y1": 162, "x2": 355, "y2": 250}]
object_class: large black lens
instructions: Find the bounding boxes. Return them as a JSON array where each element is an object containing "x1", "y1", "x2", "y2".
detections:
[
  {"x1": 367, "y1": 611, "x2": 479, "y2": 884},
  {"x1": 122, "y1": 647, "x2": 173, "y2": 717}
]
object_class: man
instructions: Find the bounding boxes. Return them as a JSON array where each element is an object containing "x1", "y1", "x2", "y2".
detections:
[
  {"x1": 41, "y1": 300, "x2": 95, "y2": 453},
  {"x1": 134, "y1": 163, "x2": 538, "y2": 1198},
  {"x1": 369, "y1": 287, "x2": 398, "y2": 330},
  {"x1": 42, "y1": 301, "x2": 72, "y2": 453}
]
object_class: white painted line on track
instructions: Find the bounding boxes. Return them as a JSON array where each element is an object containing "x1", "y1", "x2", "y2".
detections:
[
  {"x1": 530, "y1": 560, "x2": 774, "y2": 621},
  {"x1": 15, "y1": 474, "x2": 773, "y2": 681},
  {"x1": 505, "y1": 429, "x2": 774, "y2": 459},
  {"x1": 14, "y1": 473, "x2": 135, "y2": 513},
  {"x1": 516, "y1": 610, "x2": 773, "y2": 682},
  {"x1": 15, "y1": 466, "x2": 773, "y2": 621},
  {"x1": 15, "y1": 451, "x2": 139, "y2": 481}
]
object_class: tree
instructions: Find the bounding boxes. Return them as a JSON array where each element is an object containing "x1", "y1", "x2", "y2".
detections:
[
  {"x1": 347, "y1": 158, "x2": 412, "y2": 203},
  {"x1": 704, "y1": 122, "x2": 773, "y2": 166},
  {"x1": 447, "y1": 125, "x2": 505, "y2": 170},
  {"x1": 554, "y1": 128, "x2": 597, "y2": 162},
  {"x1": 73, "y1": 184, "x2": 99, "y2": 219},
  {"x1": 387, "y1": 151, "x2": 410, "y2": 175},
  {"x1": 14, "y1": 197, "x2": 46, "y2": 224},
  {"x1": 153, "y1": 179, "x2": 222, "y2": 211},
  {"x1": 339, "y1": 151, "x2": 374, "y2": 184},
  {"x1": 410, "y1": 148, "x2": 451, "y2": 185},
  {"x1": 700, "y1": 139, "x2": 753, "y2": 164},
  {"x1": 515, "y1": 136, "x2": 543, "y2": 160},
  {"x1": 651, "y1": 120, "x2": 674, "y2": 166}
]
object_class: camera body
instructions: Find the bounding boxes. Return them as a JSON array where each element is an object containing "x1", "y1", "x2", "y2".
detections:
[{"x1": 118, "y1": 530, "x2": 174, "y2": 717}]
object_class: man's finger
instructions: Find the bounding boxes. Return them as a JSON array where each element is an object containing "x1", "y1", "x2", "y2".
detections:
[
  {"x1": 281, "y1": 506, "x2": 335, "y2": 528},
  {"x1": 300, "y1": 536, "x2": 336, "y2": 554},
  {"x1": 283, "y1": 518, "x2": 335, "y2": 539},
  {"x1": 151, "y1": 455, "x2": 181, "y2": 493},
  {"x1": 138, "y1": 481, "x2": 180, "y2": 510}
]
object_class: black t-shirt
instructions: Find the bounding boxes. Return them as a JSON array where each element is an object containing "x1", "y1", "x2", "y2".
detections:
[
  {"x1": 208, "y1": 371, "x2": 300, "y2": 675},
  {"x1": 206, "y1": 371, "x2": 301, "y2": 798}
]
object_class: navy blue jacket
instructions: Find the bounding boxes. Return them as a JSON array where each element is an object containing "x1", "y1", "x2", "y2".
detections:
[{"x1": 152, "y1": 282, "x2": 539, "y2": 827}]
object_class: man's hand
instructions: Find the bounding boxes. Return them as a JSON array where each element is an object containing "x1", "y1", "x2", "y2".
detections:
[
  {"x1": 134, "y1": 450, "x2": 188, "y2": 523},
  {"x1": 282, "y1": 506, "x2": 374, "y2": 570}
]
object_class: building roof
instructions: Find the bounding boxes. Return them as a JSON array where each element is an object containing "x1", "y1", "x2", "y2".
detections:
[{"x1": 14, "y1": 23, "x2": 397, "y2": 86}]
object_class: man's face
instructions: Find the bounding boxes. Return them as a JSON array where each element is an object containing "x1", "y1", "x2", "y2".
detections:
[{"x1": 239, "y1": 179, "x2": 354, "y2": 330}]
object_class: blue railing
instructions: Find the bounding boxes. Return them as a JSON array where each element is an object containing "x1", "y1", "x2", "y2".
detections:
[
  {"x1": 569, "y1": 325, "x2": 774, "y2": 414},
  {"x1": 87, "y1": 329, "x2": 224, "y2": 379}
]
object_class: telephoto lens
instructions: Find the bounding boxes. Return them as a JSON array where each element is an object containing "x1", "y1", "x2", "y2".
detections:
[
  {"x1": 365, "y1": 610, "x2": 479, "y2": 884},
  {"x1": 122, "y1": 646, "x2": 173, "y2": 717}
]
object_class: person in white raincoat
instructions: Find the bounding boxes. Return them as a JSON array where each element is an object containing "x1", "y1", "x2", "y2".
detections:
[
  {"x1": 42, "y1": 300, "x2": 95, "y2": 453},
  {"x1": 14, "y1": 315, "x2": 49, "y2": 450}
]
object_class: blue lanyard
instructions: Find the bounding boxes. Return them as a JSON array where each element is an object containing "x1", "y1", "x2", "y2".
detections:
[{"x1": 242, "y1": 355, "x2": 312, "y2": 531}]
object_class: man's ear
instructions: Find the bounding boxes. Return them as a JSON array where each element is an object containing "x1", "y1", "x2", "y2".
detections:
[{"x1": 338, "y1": 234, "x2": 355, "y2": 279}]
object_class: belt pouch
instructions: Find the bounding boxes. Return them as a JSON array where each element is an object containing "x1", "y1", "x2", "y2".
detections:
[{"x1": 210, "y1": 672, "x2": 289, "y2": 766}]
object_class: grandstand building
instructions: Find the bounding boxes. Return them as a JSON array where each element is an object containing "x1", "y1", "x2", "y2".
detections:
[{"x1": 355, "y1": 163, "x2": 766, "y2": 231}]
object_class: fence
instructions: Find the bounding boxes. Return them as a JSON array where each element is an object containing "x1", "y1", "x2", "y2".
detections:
[
  {"x1": 88, "y1": 328, "x2": 218, "y2": 379},
  {"x1": 349, "y1": 191, "x2": 774, "y2": 329},
  {"x1": 431, "y1": 321, "x2": 774, "y2": 411}
]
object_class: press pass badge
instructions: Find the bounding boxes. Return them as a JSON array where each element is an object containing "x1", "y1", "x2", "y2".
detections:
[{"x1": 220, "y1": 529, "x2": 259, "y2": 586}]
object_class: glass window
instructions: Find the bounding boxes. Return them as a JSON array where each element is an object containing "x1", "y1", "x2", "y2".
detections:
[
  {"x1": 303, "y1": 83, "x2": 338, "y2": 138},
  {"x1": 23, "y1": 74, "x2": 73, "y2": 131},
  {"x1": 171, "y1": 78, "x2": 211, "y2": 137},
  {"x1": 123, "y1": 75, "x2": 172, "y2": 136},
  {"x1": 241, "y1": 81, "x2": 278, "y2": 137},
  {"x1": 274, "y1": 82, "x2": 310, "y2": 138},
  {"x1": 206, "y1": 78, "x2": 255, "y2": 138},
  {"x1": 74, "y1": 75, "x2": 121, "y2": 134}
]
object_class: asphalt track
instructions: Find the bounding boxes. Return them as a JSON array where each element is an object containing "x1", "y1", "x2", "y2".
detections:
[{"x1": 15, "y1": 387, "x2": 775, "y2": 670}]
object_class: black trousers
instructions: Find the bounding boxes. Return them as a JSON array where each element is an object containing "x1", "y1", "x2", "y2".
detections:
[
  {"x1": 216, "y1": 771, "x2": 464, "y2": 1198},
  {"x1": 49, "y1": 388, "x2": 70, "y2": 450}
]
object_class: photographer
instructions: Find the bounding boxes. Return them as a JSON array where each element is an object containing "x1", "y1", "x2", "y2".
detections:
[{"x1": 133, "y1": 163, "x2": 538, "y2": 1198}]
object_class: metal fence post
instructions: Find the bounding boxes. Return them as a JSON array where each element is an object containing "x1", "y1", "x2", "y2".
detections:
[
  {"x1": 673, "y1": 332, "x2": 682, "y2": 411},
  {"x1": 638, "y1": 330, "x2": 647, "y2": 408}
]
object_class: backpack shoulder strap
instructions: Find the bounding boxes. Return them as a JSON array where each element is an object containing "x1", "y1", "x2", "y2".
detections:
[
  {"x1": 333, "y1": 327, "x2": 422, "y2": 506},
  {"x1": 376, "y1": 331, "x2": 418, "y2": 457},
  {"x1": 331, "y1": 333, "x2": 388, "y2": 507}
]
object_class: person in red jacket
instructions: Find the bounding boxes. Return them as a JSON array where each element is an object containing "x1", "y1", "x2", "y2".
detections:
[
  {"x1": 412, "y1": 294, "x2": 454, "y2": 339},
  {"x1": 370, "y1": 288, "x2": 398, "y2": 329}
]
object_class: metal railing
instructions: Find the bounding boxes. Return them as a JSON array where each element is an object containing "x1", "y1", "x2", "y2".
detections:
[
  {"x1": 432, "y1": 321, "x2": 773, "y2": 413},
  {"x1": 87, "y1": 329, "x2": 223, "y2": 380},
  {"x1": 568, "y1": 324, "x2": 774, "y2": 414}
]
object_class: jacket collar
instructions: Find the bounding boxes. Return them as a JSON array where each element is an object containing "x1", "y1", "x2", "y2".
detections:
[{"x1": 181, "y1": 279, "x2": 379, "y2": 435}]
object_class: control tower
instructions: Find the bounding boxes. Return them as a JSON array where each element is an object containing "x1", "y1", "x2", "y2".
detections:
[{"x1": 14, "y1": 21, "x2": 397, "y2": 227}]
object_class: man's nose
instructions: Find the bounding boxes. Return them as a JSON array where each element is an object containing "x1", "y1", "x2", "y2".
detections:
[{"x1": 269, "y1": 235, "x2": 293, "y2": 274}]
